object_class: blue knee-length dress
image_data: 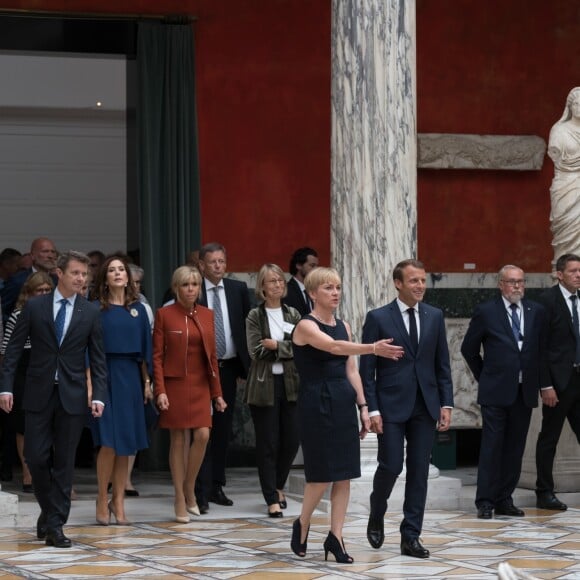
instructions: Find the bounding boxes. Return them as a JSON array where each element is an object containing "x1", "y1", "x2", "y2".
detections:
[
  {"x1": 292, "y1": 316, "x2": 360, "y2": 482},
  {"x1": 91, "y1": 302, "x2": 152, "y2": 455}
]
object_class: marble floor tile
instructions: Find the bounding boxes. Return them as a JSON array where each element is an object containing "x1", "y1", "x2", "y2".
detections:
[{"x1": 0, "y1": 468, "x2": 579, "y2": 578}]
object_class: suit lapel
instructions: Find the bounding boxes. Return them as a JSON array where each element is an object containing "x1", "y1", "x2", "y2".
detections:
[
  {"x1": 388, "y1": 301, "x2": 414, "y2": 352},
  {"x1": 416, "y1": 304, "x2": 430, "y2": 354},
  {"x1": 44, "y1": 293, "x2": 59, "y2": 344},
  {"x1": 223, "y1": 279, "x2": 238, "y2": 321},
  {"x1": 495, "y1": 297, "x2": 518, "y2": 347},
  {"x1": 60, "y1": 296, "x2": 84, "y2": 347},
  {"x1": 555, "y1": 287, "x2": 575, "y2": 335},
  {"x1": 521, "y1": 299, "x2": 535, "y2": 347},
  {"x1": 199, "y1": 280, "x2": 209, "y2": 307}
]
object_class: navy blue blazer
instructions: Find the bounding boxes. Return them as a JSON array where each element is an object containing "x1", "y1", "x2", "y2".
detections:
[
  {"x1": 360, "y1": 299, "x2": 453, "y2": 422},
  {"x1": 199, "y1": 277, "x2": 251, "y2": 374},
  {"x1": 0, "y1": 292, "x2": 107, "y2": 414},
  {"x1": 461, "y1": 296, "x2": 548, "y2": 408}
]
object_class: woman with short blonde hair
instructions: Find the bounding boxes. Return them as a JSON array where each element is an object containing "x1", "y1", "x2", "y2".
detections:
[{"x1": 290, "y1": 267, "x2": 404, "y2": 563}]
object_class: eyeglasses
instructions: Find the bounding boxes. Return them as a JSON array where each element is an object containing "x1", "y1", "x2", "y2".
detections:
[
  {"x1": 265, "y1": 278, "x2": 285, "y2": 285},
  {"x1": 501, "y1": 279, "x2": 525, "y2": 287},
  {"x1": 34, "y1": 286, "x2": 52, "y2": 294}
]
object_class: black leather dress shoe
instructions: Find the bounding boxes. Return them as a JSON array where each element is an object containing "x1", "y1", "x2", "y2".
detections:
[
  {"x1": 401, "y1": 537, "x2": 430, "y2": 559},
  {"x1": 367, "y1": 516, "x2": 384, "y2": 549},
  {"x1": 477, "y1": 506, "x2": 493, "y2": 519},
  {"x1": 45, "y1": 528, "x2": 72, "y2": 548},
  {"x1": 495, "y1": 503, "x2": 524, "y2": 517},
  {"x1": 536, "y1": 492, "x2": 567, "y2": 511},
  {"x1": 36, "y1": 513, "x2": 47, "y2": 540},
  {"x1": 209, "y1": 486, "x2": 233, "y2": 506},
  {"x1": 198, "y1": 501, "x2": 209, "y2": 514}
]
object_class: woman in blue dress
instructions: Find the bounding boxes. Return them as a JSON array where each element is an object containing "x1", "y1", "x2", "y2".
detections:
[
  {"x1": 91, "y1": 255, "x2": 152, "y2": 526},
  {"x1": 291, "y1": 267, "x2": 402, "y2": 563}
]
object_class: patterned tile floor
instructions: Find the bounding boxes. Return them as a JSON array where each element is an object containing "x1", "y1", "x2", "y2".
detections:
[{"x1": 0, "y1": 468, "x2": 579, "y2": 579}]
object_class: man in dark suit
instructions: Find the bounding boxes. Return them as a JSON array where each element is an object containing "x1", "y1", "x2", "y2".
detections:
[
  {"x1": 195, "y1": 242, "x2": 251, "y2": 511},
  {"x1": 282, "y1": 247, "x2": 318, "y2": 316},
  {"x1": 461, "y1": 265, "x2": 548, "y2": 519},
  {"x1": 360, "y1": 259, "x2": 453, "y2": 559},
  {"x1": 534, "y1": 253, "x2": 580, "y2": 511},
  {"x1": 1, "y1": 237, "x2": 57, "y2": 324},
  {"x1": 0, "y1": 250, "x2": 107, "y2": 548}
]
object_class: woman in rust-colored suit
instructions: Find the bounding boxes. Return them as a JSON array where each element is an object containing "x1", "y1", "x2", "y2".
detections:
[{"x1": 153, "y1": 266, "x2": 226, "y2": 523}]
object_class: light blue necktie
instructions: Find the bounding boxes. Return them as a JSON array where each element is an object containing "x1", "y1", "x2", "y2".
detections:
[
  {"x1": 509, "y1": 303, "x2": 522, "y2": 342},
  {"x1": 55, "y1": 298, "x2": 68, "y2": 345}
]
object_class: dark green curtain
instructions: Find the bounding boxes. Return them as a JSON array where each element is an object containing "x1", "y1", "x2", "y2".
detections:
[{"x1": 137, "y1": 21, "x2": 201, "y2": 308}]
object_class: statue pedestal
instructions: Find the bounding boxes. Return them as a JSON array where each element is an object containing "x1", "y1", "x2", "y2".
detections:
[
  {"x1": 520, "y1": 406, "x2": 580, "y2": 492},
  {"x1": 288, "y1": 434, "x2": 462, "y2": 514}
]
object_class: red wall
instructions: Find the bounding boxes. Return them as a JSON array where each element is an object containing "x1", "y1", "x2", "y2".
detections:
[
  {"x1": 417, "y1": 0, "x2": 580, "y2": 272},
  {"x1": 0, "y1": 0, "x2": 331, "y2": 273},
  {"x1": 4, "y1": 1, "x2": 580, "y2": 273}
]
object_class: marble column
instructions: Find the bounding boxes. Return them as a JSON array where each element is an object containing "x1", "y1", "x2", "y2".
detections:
[
  {"x1": 331, "y1": 0, "x2": 417, "y2": 336},
  {"x1": 328, "y1": 0, "x2": 452, "y2": 510}
]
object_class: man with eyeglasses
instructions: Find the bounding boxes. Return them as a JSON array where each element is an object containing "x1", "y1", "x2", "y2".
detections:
[
  {"x1": 194, "y1": 242, "x2": 251, "y2": 513},
  {"x1": 461, "y1": 265, "x2": 548, "y2": 519},
  {"x1": 534, "y1": 253, "x2": 580, "y2": 511}
]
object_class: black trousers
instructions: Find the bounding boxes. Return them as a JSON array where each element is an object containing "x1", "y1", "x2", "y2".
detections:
[
  {"x1": 196, "y1": 358, "x2": 241, "y2": 501},
  {"x1": 250, "y1": 375, "x2": 300, "y2": 506},
  {"x1": 536, "y1": 371, "x2": 580, "y2": 493},
  {"x1": 24, "y1": 385, "x2": 86, "y2": 532},
  {"x1": 476, "y1": 385, "x2": 532, "y2": 508}
]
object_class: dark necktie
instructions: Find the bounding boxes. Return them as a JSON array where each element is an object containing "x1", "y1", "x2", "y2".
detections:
[
  {"x1": 303, "y1": 289, "x2": 312, "y2": 312},
  {"x1": 407, "y1": 307, "x2": 418, "y2": 351},
  {"x1": 570, "y1": 295, "x2": 580, "y2": 365},
  {"x1": 212, "y1": 287, "x2": 226, "y2": 359},
  {"x1": 509, "y1": 303, "x2": 522, "y2": 342},
  {"x1": 55, "y1": 298, "x2": 68, "y2": 345}
]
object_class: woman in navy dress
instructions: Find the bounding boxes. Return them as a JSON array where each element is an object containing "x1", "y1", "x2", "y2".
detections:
[
  {"x1": 92, "y1": 256, "x2": 152, "y2": 526},
  {"x1": 291, "y1": 267, "x2": 402, "y2": 563}
]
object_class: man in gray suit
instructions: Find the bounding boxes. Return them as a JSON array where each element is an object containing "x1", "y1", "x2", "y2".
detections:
[{"x1": 0, "y1": 250, "x2": 107, "y2": 548}]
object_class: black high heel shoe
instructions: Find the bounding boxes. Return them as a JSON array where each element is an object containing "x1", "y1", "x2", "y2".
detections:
[
  {"x1": 290, "y1": 518, "x2": 309, "y2": 557},
  {"x1": 323, "y1": 531, "x2": 354, "y2": 563}
]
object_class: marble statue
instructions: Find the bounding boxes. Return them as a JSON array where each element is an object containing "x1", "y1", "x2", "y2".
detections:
[{"x1": 549, "y1": 87, "x2": 580, "y2": 265}]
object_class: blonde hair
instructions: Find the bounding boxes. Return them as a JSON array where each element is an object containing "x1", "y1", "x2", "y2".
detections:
[
  {"x1": 15, "y1": 271, "x2": 54, "y2": 310},
  {"x1": 304, "y1": 267, "x2": 341, "y2": 294},
  {"x1": 171, "y1": 266, "x2": 202, "y2": 295},
  {"x1": 255, "y1": 263, "x2": 287, "y2": 301}
]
